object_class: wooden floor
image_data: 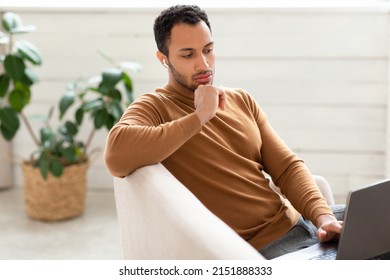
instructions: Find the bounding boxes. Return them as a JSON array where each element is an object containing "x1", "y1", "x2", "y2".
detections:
[{"x1": 0, "y1": 187, "x2": 122, "y2": 260}]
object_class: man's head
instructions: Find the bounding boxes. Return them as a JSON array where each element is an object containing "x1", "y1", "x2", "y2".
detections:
[
  {"x1": 153, "y1": 5, "x2": 211, "y2": 56},
  {"x1": 154, "y1": 5, "x2": 215, "y2": 92}
]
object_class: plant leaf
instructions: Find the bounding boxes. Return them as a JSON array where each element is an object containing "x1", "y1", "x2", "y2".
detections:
[
  {"x1": 2, "y1": 12, "x2": 23, "y2": 32},
  {"x1": 0, "y1": 74, "x2": 10, "y2": 98},
  {"x1": 108, "y1": 100, "x2": 123, "y2": 121},
  {"x1": 38, "y1": 154, "x2": 49, "y2": 179},
  {"x1": 49, "y1": 158, "x2": 63, "y2": 177},
  {"x1": 40, "y1": 127, "x2": 55, "y2": 143},
  {"x1": 2, "y1": 12, "x2": 36, "y2": 34},
  {"x1": 59, "y1": 91, "x2": 75, "y2": 119},
  {"x1": 75, "y1": 107, "x2": 84, "y2": 125},
  {"x1": 119, "y1": 61, "x2": 142, "y2": 73},
  {"x1": 0, "y1": 123, "x2": 17, "y2": 140},
  {"x1": 82, "y1": 99, "x2": 104, "y2": 111},
  {"x1": 105, "y1": 114, "x2": 115, "y2": 130},
  {"x1": 86, "y1": 75, "x2": 101, "y2": 85},
  {"x1": 93, "y1": 108, "x2": 108, "y2": 129},
  {"x1": 0, "y1": 107, "x2": 20, "y2": 140},
  {"x1": 64, "y1": 121, "x2": 78, "y2": 136},
  {"x1": 0, "y1": 31, "x2": 9, "y2": 44},
  {"x1": 9, "y1": 25, "x2": 36, "y2": 34},
  {"x1": 4, "y1": 54, "x2": 26, "y2": 81},
  {"x1": 62, "y1": 146, "x2": 77, "y2": 164},
  {"x1": 96, "y1": 48, "x2": 116, "y2": 66},
  {"x1": 122, "y1": 72, "x2": 134, "y2": 103},
  {"x1": 15, "y1": 40, "x2": 42, "y2": 65},
  {"x1": 29, "y1": 114, "x2": 47, "y2": 123},
  {"x1": 23, "y1": 68, "x2": 38, "y2": 85},
  {"x1": 47, "y1": 106, "x2": 54, "y2": 121},
  {"x1": 13, "y1": 81, "x2": 31, "y2": 99},
  {"x1": 8, "y1": 88, "x2": 29, "y2": 112},
  {"x1": 107, "y1": 88, "x2": 122, "y2": 101},
  {"x1": 100, "y1": 68, "x2": 122, "y2": 88}
]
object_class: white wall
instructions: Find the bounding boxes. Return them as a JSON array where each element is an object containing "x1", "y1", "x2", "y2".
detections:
[
  {"x1": 1, "y1": 6, "x2": 389, "y2": 202},
  {"x1": 0, "y1": 139, "x2": 12, "y2": 188}
]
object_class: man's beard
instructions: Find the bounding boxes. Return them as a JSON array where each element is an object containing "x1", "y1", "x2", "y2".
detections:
[{"x1": 169, "y1": 62, "x2": 214, "y2": 92}]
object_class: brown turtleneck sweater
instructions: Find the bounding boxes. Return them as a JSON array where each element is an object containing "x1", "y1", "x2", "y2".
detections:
[{"x1": 104, "y1": 85, "x2": 332, "y2": 250}]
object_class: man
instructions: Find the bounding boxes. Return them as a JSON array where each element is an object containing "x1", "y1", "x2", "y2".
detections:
[{"x1": 104, "y1": 5, "x2": 343, "y2": 259}]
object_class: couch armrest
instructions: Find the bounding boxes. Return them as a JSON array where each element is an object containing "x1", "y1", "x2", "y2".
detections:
[
  {"x1": 312, "y1": 175, "x2": 335, "y2": 206},
  {"x1": 114, "y1": 163, "x2": 264, "y2": 260}
]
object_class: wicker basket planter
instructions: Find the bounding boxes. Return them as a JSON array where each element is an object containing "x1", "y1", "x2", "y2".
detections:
[{"x1": 22, "y1": 161, "x2": 89, "y2": 221}]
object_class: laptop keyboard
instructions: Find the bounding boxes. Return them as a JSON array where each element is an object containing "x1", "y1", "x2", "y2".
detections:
[{"x1": 309, "y1": 248, "x2": 338, "y2": 260}]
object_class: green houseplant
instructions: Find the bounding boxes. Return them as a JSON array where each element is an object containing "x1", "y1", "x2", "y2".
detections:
[
  {"x1": 29, "y1": 49, "x2": 140, "y2": 180},
  {"x1": 21, "y1": 55, "x2": 139, "y2": 221},
  {"x1": 0, "y1": 11, "x2": 41, "y2": 141},
  {"x1": 0, "y1": 12, "x2": 140, "y2": 221}
]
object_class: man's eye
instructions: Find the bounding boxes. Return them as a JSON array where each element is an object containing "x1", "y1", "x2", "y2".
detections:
[
  {"x1": 182, "y1": 53, "x2": 193, "y2": 58},
  {"x1": 204, "y1": 47, "x2": 213, "y2": 54}
]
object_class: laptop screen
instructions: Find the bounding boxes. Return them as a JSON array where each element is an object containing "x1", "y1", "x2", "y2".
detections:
[{"x1": 336, "y1": 179, "x2": 390, "y2": 260}]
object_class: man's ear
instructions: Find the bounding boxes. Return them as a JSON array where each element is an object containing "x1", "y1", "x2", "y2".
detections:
[{"x1": 156, "y1": 51, "x2": 168, "y2": 68}]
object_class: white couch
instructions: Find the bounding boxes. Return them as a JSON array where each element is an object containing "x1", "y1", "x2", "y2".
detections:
[{"x1": 114, "y1": 163, "x2": 334, "y2": 260}]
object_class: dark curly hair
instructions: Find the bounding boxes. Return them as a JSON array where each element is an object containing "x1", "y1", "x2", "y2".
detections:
[{"x1": 153, "y1": 5, "x2": 211, "y2": 56}]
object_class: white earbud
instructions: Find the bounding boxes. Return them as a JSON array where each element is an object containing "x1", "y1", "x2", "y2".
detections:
[{"x1": 162, "y1": 59, "x2": 169, "y2": 68}]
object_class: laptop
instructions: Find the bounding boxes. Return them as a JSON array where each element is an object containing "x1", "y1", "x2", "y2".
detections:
[{"x1": 275, "y1": 179, "x2": 390, "y2": 260}]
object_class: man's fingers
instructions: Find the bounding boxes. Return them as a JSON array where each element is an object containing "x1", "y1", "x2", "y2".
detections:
[{"x1": 317, "y1": 221, "x2": 343, "y2": 242}]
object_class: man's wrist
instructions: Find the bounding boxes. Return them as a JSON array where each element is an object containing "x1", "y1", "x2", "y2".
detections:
[
  {"x1": 315, "y1": 213, "x2": 337, "y2": 228},
  {"x1": 195, "y1": 111, "x2": 210, "y2": 125}
]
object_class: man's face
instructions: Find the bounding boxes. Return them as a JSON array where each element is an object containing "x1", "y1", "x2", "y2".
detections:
[{"x1": 165, "y1": 21, "x2": 215, "y2": 92}]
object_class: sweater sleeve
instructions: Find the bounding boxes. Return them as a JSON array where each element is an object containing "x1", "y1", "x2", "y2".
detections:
[
  {"x1": 104, "y1": 94, "x2": 202, "y2": 177},
  {"x1": 242, "y1": 90, "x2": 333, "y2": 223}
]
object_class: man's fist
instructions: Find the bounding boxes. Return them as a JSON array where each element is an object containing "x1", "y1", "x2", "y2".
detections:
[{"x1": 194, "y1": 85, "x2": 226, "y2": 125}]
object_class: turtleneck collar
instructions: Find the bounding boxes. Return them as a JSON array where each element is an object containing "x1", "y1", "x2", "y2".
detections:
[{"x1": 157, "y1": 83, "x2": 196, "y2": 107}]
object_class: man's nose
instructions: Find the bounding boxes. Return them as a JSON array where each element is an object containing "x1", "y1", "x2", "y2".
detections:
[{"x1": 196, "y1": 54, "x2": 209, "y2": 70}]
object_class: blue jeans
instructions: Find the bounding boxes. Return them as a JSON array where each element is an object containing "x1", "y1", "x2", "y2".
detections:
[{"x1": 258, "y1": 205, "x2": 345, "y2": 259}]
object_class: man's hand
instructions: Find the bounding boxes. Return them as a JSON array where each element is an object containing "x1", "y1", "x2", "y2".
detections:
[
  {"x1": 194, "y1": 85, "x2": 226, "y2": 125},
  {"x1": 315, "y1": 214, "x2": 343, "y2": 242}
]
